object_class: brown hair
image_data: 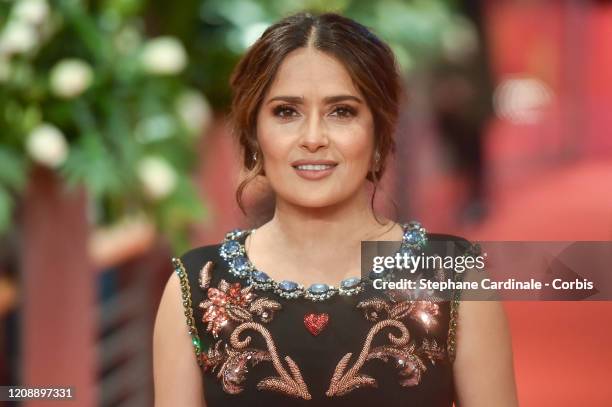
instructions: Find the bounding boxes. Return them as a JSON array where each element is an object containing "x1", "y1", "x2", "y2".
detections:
[{"x1": 229, "y1": 12, "x2": 402, "y2": 214}]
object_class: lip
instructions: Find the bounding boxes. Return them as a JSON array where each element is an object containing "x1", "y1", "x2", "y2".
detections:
[
  {"x1": 291, "y1": 159, "x2": 338, "y2": 167},
  {"x1": 291, "y1": 159, "x2": 338, "y2": 181}
]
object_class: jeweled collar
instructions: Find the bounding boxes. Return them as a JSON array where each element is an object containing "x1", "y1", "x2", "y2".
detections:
[{"x1": 218, "y1": 221, "x2": 428, "y2": 302}]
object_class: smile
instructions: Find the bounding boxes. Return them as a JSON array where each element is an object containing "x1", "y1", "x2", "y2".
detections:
[
  {"x1": 291, "y1": 161, "x2": 338, "y2": 180},
  {"x1": 295, "y1": 164, "x2": 335, "y2": 171}
]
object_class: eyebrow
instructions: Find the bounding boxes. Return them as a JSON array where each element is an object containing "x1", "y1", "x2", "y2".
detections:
[{"x1": 266, "y1": 95, "x2": 363, "y2": 105}]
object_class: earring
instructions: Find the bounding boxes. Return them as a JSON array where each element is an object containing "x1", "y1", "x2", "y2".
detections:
[
  {"x1": 373, "y1": 150, "x2": 381, "y2": 170},
  {"x1": 252, "y1": 151, "x2": 257, "y2": 162}
]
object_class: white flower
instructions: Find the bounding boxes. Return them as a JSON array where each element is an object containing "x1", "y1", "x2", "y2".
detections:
[
  {"x1": 137, "y1": 156, "x2": 177, "y2": 200},
  {"x1": 13, "y1": 0, "x2": 50, "y2": 26},
  {"x1": 50, "y1": 58, "x2": 93, "y2": 98},
  {"x1": 175, "y1": 90, "x2": 212, "y2": 135},
  {"x1": 26, "y1": 123, "x2": 69, "y2": 168},
  {"x1": 0, "y1": 21, "x2": 38, "y2": 55},
  {"x1": 141, "y1": 36, "x2": 187, "y2": 75}
]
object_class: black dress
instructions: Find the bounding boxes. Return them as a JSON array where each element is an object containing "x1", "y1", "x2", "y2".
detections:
[{"x1": 173, "y1": 223, "x2": 471, "y2": 407}]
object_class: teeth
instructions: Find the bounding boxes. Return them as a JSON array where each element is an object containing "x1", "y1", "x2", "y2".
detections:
[{"x1": 296, "y1": 164, "x2": 335, "y2": 171}]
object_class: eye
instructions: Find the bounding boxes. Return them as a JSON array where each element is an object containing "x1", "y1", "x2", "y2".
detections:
[
  {"x1": 273, "y1": 105, "x2": 299, "y2": 119},
  {"x1": 330, "y1": 105, "x2": 357, "y2": 119}
]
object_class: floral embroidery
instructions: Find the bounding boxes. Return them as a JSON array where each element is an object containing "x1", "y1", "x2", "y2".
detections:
[
  {"x1": 358, "y1": 296, "x2": 441, "y2": 333},
  {"x1": 231, "y1": 322, "x2": 311, "y2": 399},
  {"x1": 187, "y1": 252, "x2": 451, "y2": 399},
  {"x1": 199, "y1": 260, "x2": 213, "y2": 289},
  {"x1": 199, "y1": 280, "x2": 281, "y2": 338},
  {"x1": 200, "y1": 321, "x2": 312, "y2": 399},
  {"x1": 197, "y1": 266, "x2": 310, "y2": 399},
  {"x1": 327, "y1": 294, "x2": 444, "y2": 397},
  {"x1": 201, "y1": 340, "x2": 271, "y2": 394},
  {"x1": 327, "y1": 319, "x2": 410, "y2": 396},
  {"x1": 367, "y1": 338, "x2": 445, "y2": 386}
]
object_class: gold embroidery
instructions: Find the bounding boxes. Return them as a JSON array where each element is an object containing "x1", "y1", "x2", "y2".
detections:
[
  {"x1": 448, "y1": 278, "x2": 461, "y2": 363},
  {"x1": 249, "y1": 297, "x2": 282, "y2": 323},
  {"x1": 194, "y1": 254, "x2": 453, "y2": 398},
  {"x1": 231, "y1": 322, "x2": 312, "y2": 400},
  {"x1": 357, "y1": 297, "x2": 440, "y2": 332},
  {"x1": 327, "y1": 319, "x2": 410, "y2": 396},
  {"x1": 327, "y1": 295, "x2": 445, "y2": 396},
  {"x1": 367, "y1": 337, "x2": 445, "y2": 386},
  {"x1": 197, "y1": 275, "x2": 308, "y2": 398},
  {"x1": 173, "y1": 257, "x2": 204, "y2": 365},
  {"x1": 201, "y1": 322, "x2": 311, "y2": 399},
  {"x1": 202, "y1": 339, "x2": 272, "y2": 394},
  {"x1": 199, "y1": 261, "x2": 213, "y2": 289}
]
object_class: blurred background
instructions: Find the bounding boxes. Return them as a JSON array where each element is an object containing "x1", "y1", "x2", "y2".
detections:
[{"x1": 1, "y1": 0, "x2": 611, "y2": 406}]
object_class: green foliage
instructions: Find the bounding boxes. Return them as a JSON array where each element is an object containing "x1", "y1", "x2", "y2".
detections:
[
  {"x1": 0, "y1": 0, "x2": 464, "y2": 249},
  {"x1": 146, "y1": 0, "x2": 456, "y2": 109},
  {"x1": 0, "y1": 0, "x2": 210, "y2": 251}
]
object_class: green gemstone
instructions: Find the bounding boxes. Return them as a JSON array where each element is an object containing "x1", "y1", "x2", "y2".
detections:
[{"x1": 192, "y1": 336, "x2": 201, "y2": 349}]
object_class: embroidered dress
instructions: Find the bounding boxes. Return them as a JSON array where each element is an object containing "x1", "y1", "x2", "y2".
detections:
[{"x1": 173, "y1": 222, "x2": 473, "y2": 407}]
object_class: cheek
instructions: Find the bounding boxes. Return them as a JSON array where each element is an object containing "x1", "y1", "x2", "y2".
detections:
[
  {"x1": 256, "y1": 118, "x2": 292, "y2": 174},
  {"x1": 336, "y1": 125, "x2": 375, "y2": 169}
]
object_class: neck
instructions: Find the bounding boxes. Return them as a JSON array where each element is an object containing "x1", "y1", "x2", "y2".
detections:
[
  {"x1": 263, "y1": 186, "x2": 391, "y2": 251},
  {"x1": 246, "y1": 186, "x2": 402, "y2": 286}
]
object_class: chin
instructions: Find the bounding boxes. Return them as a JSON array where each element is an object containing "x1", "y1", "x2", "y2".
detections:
[{"x1": 279, "y1": 187, "x2": 358, "y2": 210}]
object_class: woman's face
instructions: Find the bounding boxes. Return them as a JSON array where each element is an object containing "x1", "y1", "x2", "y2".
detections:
[{"x1": 256, "y1": 47, "x2": 375, "y2": 209}]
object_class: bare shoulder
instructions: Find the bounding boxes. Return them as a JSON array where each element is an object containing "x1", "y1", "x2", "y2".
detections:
[
  {"x1": 453, "y1": 301, "x2": 518, "y2": 407},
  {"x1": 153, "y1": 272, "x2": 206, "y2": 407},
  {"x1": 426, "y1": 232, "x2": 519, "y2": 405}
]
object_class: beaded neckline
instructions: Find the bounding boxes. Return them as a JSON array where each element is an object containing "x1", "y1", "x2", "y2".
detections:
[{"x1": 218, "y1": 221, "x2": 428, "y2": 302}]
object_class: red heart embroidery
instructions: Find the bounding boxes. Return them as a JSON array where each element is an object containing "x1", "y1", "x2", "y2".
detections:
[{"x1": 304, "y1": 313, "x2": 329, "y2": 336}]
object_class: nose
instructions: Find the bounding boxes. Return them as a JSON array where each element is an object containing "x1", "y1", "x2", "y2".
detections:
[{"x1": 299, "y1": 114, "x2": 329, "y2": 152}]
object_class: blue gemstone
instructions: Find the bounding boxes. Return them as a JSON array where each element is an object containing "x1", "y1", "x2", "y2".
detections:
[
  {"x1": 220, "y1": 240, "x2": 241, "y2": 259},
  {"x1": 279, "y1": 280, "x2": 298, "y2": 291},
  {"x1": 252, "y1": 270, "x2": 270, "y2": 283},
  {"x1": 308, "y1": 283, "x2": 329, "y2": 294},
  {"x1": 404, "y1": 230, "x2": 422, "y2": 245},
  {"x1": 341, "y1": 277, "x2": 361, "y2": 289},
  {"x1": 232, "y1": 256, "x2": 251, "y2": 275}
]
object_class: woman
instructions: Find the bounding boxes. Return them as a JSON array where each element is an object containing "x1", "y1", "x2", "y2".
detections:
[{"x1": 153, "y1": 12, "x2": 518, "y2": 407}]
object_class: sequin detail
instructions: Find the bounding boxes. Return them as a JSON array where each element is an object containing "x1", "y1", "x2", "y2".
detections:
[
  {"x1": 201, "y1": 322, "x2": 312, "y2": 399},
  {"x1": 303, "y1": 313, "x2": 330, "y2": 336},
  {"x1": 199, "y1": 279, "x2": 280, "y2": 338},
  {"x1": 201, "y1": 340, "x2": 271, "y2": 394},
  {"x1": 197, "y1": 272, "x2": 310, "y2": 398},
  {"x1": 327, "y1": 294, "x2": 444, "y2": 396},
  {"x1": 231, "y1": 322, "x2": 312, "y2": 399},
  {"x1": 327, "y1": 320, "x2": 410, "y2": 396}
]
